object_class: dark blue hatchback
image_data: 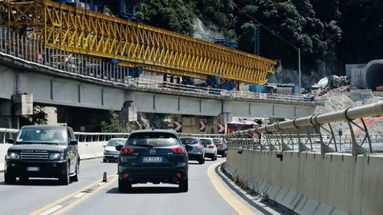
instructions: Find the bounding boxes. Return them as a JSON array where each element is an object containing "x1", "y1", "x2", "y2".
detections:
[{"x1": 116, "y1": 130, "x2": 188, "y2": 192}]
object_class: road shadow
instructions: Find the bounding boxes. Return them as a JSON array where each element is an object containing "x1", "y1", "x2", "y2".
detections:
[
  {"x1": 107, "y1": 186, "x2": 180, "y2": 194},
  {"x1": 0, "y1": 178, "x2": 69, "y2": 186}
]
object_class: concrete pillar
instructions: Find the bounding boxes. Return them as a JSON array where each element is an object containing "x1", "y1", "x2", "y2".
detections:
[{"x1": 0, "y1": 100, "x2": 15, "y2": 128}]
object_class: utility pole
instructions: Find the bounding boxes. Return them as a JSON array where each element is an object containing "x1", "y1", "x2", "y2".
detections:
[
  {"x1": 253, "y1": 24, "x2": 260, "y2": 55},
  {"x1": 298, "y1": 48, "x2": 302, "y2": 92}
]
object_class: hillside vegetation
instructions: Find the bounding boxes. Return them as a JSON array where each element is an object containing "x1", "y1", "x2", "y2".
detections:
[{"x1": 135, "y1": 0, "x2": 383, "y2": 75}]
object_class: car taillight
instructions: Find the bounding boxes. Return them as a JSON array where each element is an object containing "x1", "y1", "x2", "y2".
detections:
[
  {"x1": 197, "y1": 146, "x2": 203, "y2": 150},
  {"x1": 121, "y1": 147, "x2": 135, "y2": 154},
  {"x1": 218, "y1": 143, "x2": 223, "y2": 146},
  {"x1": 171, "y1": 147, "x2": 185, "y2": 154},
  {"x1": 208, "y1": 145, "x2": 214, "y2": 149}
]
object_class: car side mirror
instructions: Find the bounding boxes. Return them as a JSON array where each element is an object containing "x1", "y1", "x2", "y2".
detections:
[
  {"x1": 70, "y1": 140, "x2": 78, "y2": 145},
  {"x1": 7, "y1": 138, "x2": 14, "y2": 144},
  {"x1": 115, "y1": 145, "x2": 123, "y2": 151}
]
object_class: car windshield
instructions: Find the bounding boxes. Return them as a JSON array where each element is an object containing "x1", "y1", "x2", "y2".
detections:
[
  {"x1": 107, "y1": 139, "x2": 125, "y2": 146},
  {"x1": 181, "y1": 138, "x2": 199, "y2": 145},
  {"x1": 127, "y1": 132, "x2": 179, "y2": 147},
  {"x1": 16, "y1": 127, "x2": 68, "y2": 145},
  {"x1": 200, "y1": 139, "x2": 212, "y2": 146}
]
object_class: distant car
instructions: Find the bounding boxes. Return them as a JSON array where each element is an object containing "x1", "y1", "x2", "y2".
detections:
[
  {"x1": 213, "y1": 138, "x2": 228, "y2": 157},
  {"x1": 181, "y1": 137, "x2": 205, "y2": 164},
  {"x1": 116, "y1": 130, "x2": 188, "y2": 192},
  {"x1": 4, "y1": 125, "x2": 80, "y2": 185},
  {"x1": 103, "y1": 138, "x2": 126, "y2": 162},
  {"x1": 199, "y1": 138, "x2": 217, "y2": 160}
]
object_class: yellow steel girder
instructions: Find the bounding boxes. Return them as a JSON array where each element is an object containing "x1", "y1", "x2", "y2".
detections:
[{"x1": 0, "y1": 0, "x2": 276, "y2": 84}]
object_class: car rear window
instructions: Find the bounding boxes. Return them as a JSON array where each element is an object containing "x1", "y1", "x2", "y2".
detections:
[
  {"x1": 200, "y1": 139, "x2": 213, "y2": 145},
  {"x1": 213, "y1": 139, "x2": 222, "y2": 144},
  {"x1": 181, "y1": 138, "x2": 199, "y2": 145},
  {"x1": 107, "y1": 139, "x2": 126, "y2": 146},
  {"x1": 127, "y1": 132, "x2": 179, "y2": 147}
]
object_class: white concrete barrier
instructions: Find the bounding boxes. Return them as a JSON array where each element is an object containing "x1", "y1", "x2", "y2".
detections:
[
  {"x1": 78, "y1": 141, "x2": 107, "y2": 160},
  {"x1": 0, "y1": 143, "x2": 12, "y2": 171},
  {"x1": 223, "y1": 148, "x2": 383, "y2": 215},
  {"x1": 0, "y1": 141, "x2": 107, "y2": 171}
]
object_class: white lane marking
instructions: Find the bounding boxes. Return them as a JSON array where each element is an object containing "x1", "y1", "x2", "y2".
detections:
[
  {"x1": 97, "y1": 182, "x2": 105, "y2": 186},
  {"x1": 39, "y1": 205, "x2": 63, "y2": 215},
  {"x1": 73, "y1": 192, "x2": 86, "y2": 198}
]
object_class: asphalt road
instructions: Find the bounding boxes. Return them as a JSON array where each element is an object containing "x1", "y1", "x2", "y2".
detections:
[{"x1": 0, "y1": 158, "x2": 270, "y2": 215}]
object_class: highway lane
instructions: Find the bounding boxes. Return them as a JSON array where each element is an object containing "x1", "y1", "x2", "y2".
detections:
[
  {"x1": 0, "y1": 158, "x2": 117, "y2": 215},
  {"x1": 0, "y1": 157, "x2": 279, "y2": 215},
  {"x1": 54, "y1": 158, "x2": 245, "y2": 215}
]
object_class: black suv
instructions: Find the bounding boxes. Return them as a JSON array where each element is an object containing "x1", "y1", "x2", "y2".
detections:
[
  {"x1": 116, "y1": 130, "x2": 188, "y2": 192},
  {"x1": 4, "y1": 125, "x2": 80, "y2": 185}
]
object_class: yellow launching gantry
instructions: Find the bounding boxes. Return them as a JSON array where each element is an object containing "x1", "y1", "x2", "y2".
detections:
[{"x1": 0, "y1": 0, "x2": 277, "y2": 84}]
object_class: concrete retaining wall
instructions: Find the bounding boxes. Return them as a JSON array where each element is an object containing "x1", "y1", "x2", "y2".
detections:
[
  {"x1": 0, "y1": 141, "x2": 107, "y2": 171},
  {"x1": 223, "y1": 148, "x2": 383, "y2": 215}
]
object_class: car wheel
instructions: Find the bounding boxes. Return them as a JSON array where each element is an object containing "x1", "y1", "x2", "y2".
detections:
[
  {"x1": 59, "y1": 162, "x2": 70, "y2": 185},
  {"x1": 222, "y1": 152, "x2": 226, "y2": 157},
  {"x1": 179, "y1": 178, "x2": 188, "y2": 192},
  {"x1": 103, "y1": 158, "x2": 107, "y2": 163},
  {"x1": 4, "y1": 173, "x2": 16, "y2": 184},
  {"x1": 198, "y1": 157, "x2": 204, "y2": 164},
  {"x1": 118, "y1": 179, "x2": 132, "y2": 193},
  {"x1": 71, "y1": 161, "x2": 79, "y2": 182}
]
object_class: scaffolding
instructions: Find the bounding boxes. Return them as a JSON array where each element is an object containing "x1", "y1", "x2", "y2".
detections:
[{"x1": 0, "y1": 0, "x2": 277, "y2": 84}]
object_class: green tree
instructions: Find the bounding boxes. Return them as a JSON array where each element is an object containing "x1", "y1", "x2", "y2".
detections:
[
  {"x1": 100, "y1": 112, "x2": 137, "y2": 133},
  {"x1": 137, "y1": 0, "x2": 194, "y2": 35},
  {"x1": 20, "y1": 106, "x2": 48, "y2": 126},
  {"x1": 338, "y1": 0, "x2": 383, "y2": 64}
]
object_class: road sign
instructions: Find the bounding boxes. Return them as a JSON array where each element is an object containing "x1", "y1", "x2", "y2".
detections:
[
  {"x1": 217, "y1": 124, "x2": 225, "y2": 133},
  {"x1": 199, "y1": 121, "x2": 206, "y2": 131},
  {"x1": 173, "y1": 121, "x2": 182, "y2": 132}
]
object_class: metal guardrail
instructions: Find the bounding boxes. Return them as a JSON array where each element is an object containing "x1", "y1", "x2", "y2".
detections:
[
  {"x1": 228, "y1": 101, "x2": 383, "y2": 155},
  {"x1": 0, "y1": 26, "x2": 317, "y2": 105},
  {"x1": 179, "y1": 133, "x2": 225, "y2": 138},
  {"x1": 0, "y1": 128, "x2": 129, "y2": 144}
]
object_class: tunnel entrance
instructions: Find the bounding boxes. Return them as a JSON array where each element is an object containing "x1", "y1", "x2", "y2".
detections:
[{"x1": 365, "y1": 63, "x2": 383, "y2": 89}]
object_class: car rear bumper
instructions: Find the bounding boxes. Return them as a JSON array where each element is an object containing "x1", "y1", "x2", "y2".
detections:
[
  {"x1": 118, "y1": 163, "x2": 188, "y2": 184},
  {"x1": 104, "y1": 154, "x2": 119, "y2": 160},
  {"x1": 187, "y1": 152, "x2": 203, "y2": 161},
  {"x1": 205, "y1": 152, "x2": 216, "y2": 158},
  {"x1": 5, "y1": 160, "x2": 67, "y2": 178}
]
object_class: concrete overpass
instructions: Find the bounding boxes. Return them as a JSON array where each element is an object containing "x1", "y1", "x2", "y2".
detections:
[{"x1": 0, "y1": 28, "x2": 316, "y2": 129}]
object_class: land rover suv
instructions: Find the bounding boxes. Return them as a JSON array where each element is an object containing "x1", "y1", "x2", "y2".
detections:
[{"x1": 4, "y1": 125, "x2": 80, "y2": 185}]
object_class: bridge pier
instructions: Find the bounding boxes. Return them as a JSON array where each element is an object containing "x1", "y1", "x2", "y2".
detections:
[{"x1": 0, "y1": 99, "x2": 19, "y2": 128}]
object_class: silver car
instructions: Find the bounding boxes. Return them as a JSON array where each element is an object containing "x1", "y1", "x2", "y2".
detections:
[
  {"x1": 103, "y1": 138, "x2": 126, "y2": 162},
  {"x1": 199, "y1": 138, "x2": 217, "y2": 161},
  {"x1": 213, "y1": 138, "x2": 228, "y2": 157}
]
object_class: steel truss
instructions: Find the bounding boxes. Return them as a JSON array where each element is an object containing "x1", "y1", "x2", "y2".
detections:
[{"x1": 0, "y1": 0, "x2": 276, "y2": 84}]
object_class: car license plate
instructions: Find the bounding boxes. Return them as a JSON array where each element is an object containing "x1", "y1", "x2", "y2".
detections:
[
  {"x1": 27, "y1": 167, "x2": 40, "y2": 172},
  {"x1": 142, "y1": 157, "x2": 163, "y2": 163}
]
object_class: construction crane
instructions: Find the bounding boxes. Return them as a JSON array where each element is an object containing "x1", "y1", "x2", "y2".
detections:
[{"x1": 0, "y1": 0, "x2": 277, "y2": 85}]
